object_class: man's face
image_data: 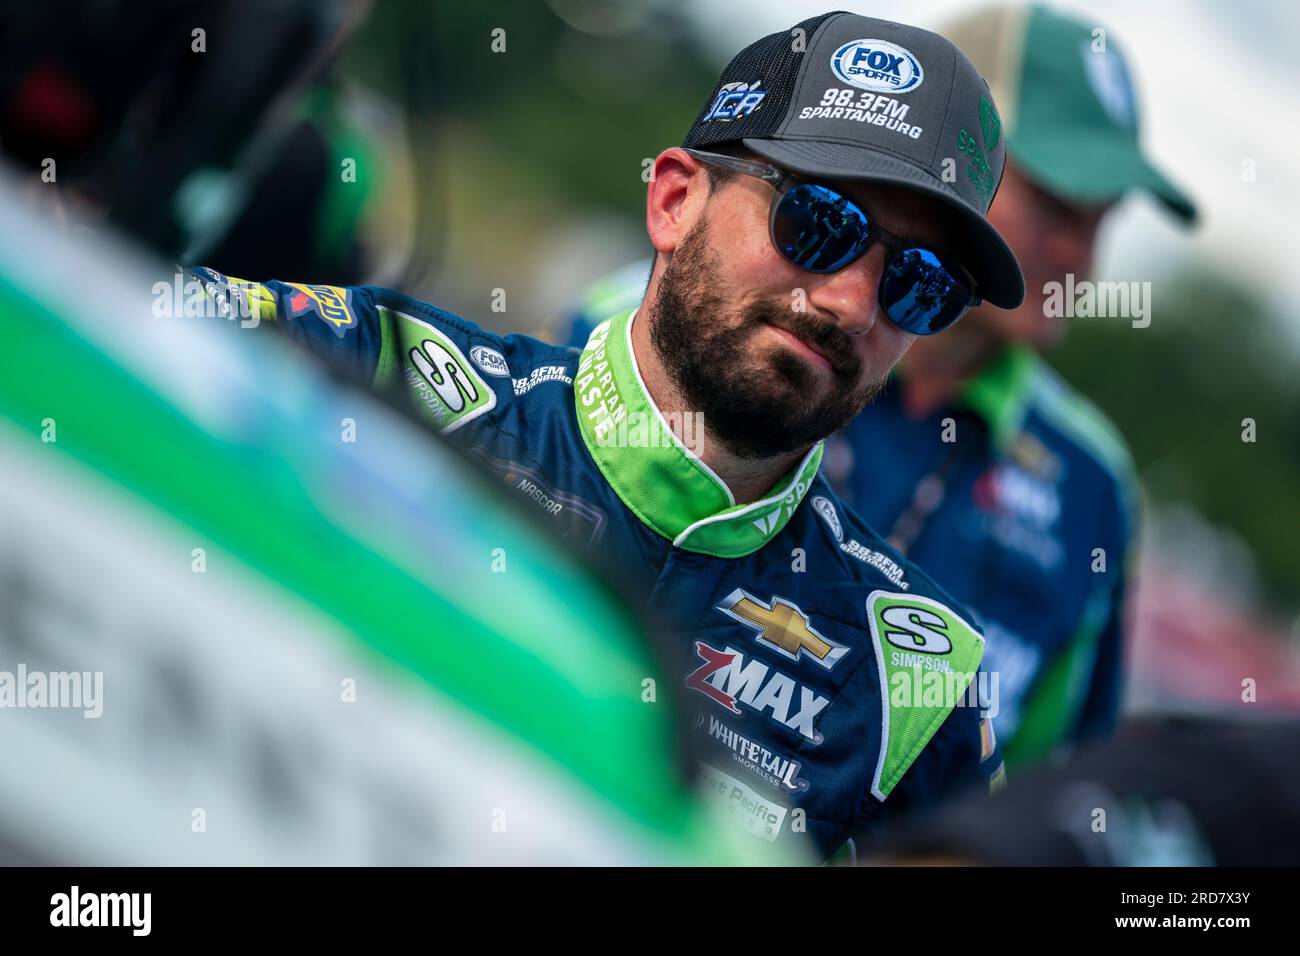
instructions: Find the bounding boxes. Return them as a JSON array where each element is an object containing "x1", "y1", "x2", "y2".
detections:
[
  {"x1": 969, "y1": 160, "x2": 1113, "y2": 350},
  {"x1": 649, "y1": 160, "x2": 962, "y2": 460}
]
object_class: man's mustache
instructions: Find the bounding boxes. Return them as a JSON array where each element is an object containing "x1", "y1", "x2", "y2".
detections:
[{"x1": 748, "y1": 303, "x2": 861, "y2": 380}]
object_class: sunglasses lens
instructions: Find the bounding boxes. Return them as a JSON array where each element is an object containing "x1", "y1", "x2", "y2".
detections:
[
  {"x1": 880, "y1": 247, "x2": 974, "y2": 335},
  {"x1": 771, "y1": 183, "x2": 871, "y2": 274}
]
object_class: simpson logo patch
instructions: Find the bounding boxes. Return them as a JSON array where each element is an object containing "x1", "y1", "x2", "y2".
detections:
[
  {"x1": 392, "y1": 311, "x2": 497, "y2": 434},
  {"x1": 865, "y1": 589, "x2": 986, "y2": 800}
]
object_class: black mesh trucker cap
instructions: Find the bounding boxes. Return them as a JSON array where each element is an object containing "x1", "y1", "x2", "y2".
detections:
[{"x1": 682, "y1": 11, "x2": 1025, "y2": 308}]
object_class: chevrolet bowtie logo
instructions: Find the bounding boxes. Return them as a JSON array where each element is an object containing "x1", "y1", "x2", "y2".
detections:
[{"x1": 717, "y1": 589, "x2": 849, "y2": 670}]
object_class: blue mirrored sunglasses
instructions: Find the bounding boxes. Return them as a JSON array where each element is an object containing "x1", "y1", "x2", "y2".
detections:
[{"x1": 684, "y1": 147, "x2": 981, "y2": 335}]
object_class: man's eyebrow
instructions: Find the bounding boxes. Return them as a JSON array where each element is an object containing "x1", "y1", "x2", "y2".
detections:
[
  {"x1": 865, "y1": 197, "x2": 950, "y2": 248},
  {"x1": 831, "y1": 182, "x2": 944, "y2": 243}
]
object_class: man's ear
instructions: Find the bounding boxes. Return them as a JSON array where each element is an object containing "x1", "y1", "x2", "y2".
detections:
[{"x1": 646, "y1": 147, "x2": 709, "y2": 257}]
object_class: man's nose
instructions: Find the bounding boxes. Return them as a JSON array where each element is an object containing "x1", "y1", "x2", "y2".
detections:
[{"x1": 807, "y1": 244, "x2": 887, "y2": 335}]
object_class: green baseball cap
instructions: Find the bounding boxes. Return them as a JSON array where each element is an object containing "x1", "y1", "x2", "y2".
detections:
[{"x1": 939, "y1": 3, "x2": 1196, "y2": 223}]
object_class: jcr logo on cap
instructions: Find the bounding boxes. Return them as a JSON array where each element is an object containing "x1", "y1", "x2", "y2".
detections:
[
  {"x1": 831, "y1": 39, "x2": 924, "y2": 94},
  {"x1": 703, "y1": 80, "x2": 767, "y2": 122}
]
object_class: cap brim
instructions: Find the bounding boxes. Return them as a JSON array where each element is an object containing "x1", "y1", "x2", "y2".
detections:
[
  {"x1": 1011, "y1": 131, "x2": 1197, "y2": 224},
  {"x1": 742, "y1": 137, "x2": 1026, "y2": 309}
]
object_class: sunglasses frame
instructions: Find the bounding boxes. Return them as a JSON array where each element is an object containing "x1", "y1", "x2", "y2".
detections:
[{"x1": 682, "y1": 147, "x2": 983, "y2": 321}]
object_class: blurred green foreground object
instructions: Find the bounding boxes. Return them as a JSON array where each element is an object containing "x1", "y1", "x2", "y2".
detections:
[{"x1": 0, "y1": 187, "x2": 783, "y2": 865}]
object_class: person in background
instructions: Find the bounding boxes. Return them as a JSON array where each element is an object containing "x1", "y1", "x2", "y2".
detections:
[{"x1": 557, "y1": 4, "x2": 1197, "y2": 770}]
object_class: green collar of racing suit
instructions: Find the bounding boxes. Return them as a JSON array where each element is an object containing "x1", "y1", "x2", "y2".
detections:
[
  {"x1": 958, "y1": 344, "x2": 1039, "y2": 454},
  {"x1": 573, "y1": 308, "x2": 823, "y2": 559}
]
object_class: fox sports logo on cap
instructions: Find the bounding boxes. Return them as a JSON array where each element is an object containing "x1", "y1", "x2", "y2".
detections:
[{"x1": 831, "y1": 39, "x2": 924, "y2": 94}]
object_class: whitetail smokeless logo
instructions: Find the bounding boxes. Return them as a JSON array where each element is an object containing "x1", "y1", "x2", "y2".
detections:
[{"x1": 705, "y1": 715, "x2": 808, "y2": 793}]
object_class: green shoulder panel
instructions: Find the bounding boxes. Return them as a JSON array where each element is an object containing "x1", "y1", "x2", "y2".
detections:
[
  {"x1": 1028, "y1": 359, "x2": 1135, "y2": 484},
  {"x1": 1027, "y1": 360, "x2": 1142, "y2": 552},
  {"x1": 865, "y1": 590, "x2": 986, "y2": 800}
]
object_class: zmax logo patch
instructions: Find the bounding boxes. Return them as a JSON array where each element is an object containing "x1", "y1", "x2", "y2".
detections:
[{"x1": 685, "y1": 642, "x2": 829, "y2": 743}]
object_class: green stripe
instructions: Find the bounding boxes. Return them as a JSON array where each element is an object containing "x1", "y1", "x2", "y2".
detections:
[
  {"x1": 1001, "y1": 587, "x2": 1109, "y2": 768},
  {"x1": 300, "y1": 85, "x2": 378, "y2": 264},
  {"x1": 0, "y1": 275, "x2": 713, "y2": 849},
  {"x1": 1027, "y1": 364, "x2": 1134, "y2": 481},
  {"x1": 959, "y1": 345, "x2": 1038, "y2": 452}
]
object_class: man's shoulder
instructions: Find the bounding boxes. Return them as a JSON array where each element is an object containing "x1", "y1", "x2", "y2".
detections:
[
  {"x1": 1021, "y1": 354, "x2": 1135, "y2": 487},
  {"x1": 354, "y1": 285, "x2": 580, "y2": 379},
  {"x1": 193, "y1": 270, "x2": 582, "y2": 431},
  {"x1": 1017, "y1": 356, "x2": 1140, "y2": 542},
  {"x1": 801, "y1": 480, "x2": 982, "y2": 630},
  {"x1": 354, "y1": 287, "x2": 582, "y2": 440}
]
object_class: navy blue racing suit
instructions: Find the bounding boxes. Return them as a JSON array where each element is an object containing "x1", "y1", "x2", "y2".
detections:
[
  {"x1": 194, "y1": 269, "x2": 1004, "y2": 857},
  {"x1": 562, "y1": 263, "x2": 1136, "y2": 770}
]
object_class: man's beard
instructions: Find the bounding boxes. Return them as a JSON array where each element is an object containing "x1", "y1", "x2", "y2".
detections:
[{"x1": 648, "y1": 217, "x2": 885, "y2": 461}]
